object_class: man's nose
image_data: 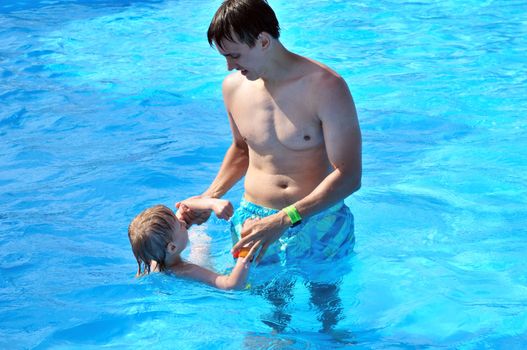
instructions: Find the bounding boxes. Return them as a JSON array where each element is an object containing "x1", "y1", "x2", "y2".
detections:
[{"x1": 226, "y1": 58, "x2": 236, "y2": 71}]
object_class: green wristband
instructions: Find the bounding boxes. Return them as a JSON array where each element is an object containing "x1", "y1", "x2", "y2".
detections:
[{"x1": 282, "y1": 205, "x2": 302, "y2": 227}]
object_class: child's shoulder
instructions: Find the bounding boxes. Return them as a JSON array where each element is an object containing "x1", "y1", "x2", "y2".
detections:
[{"x1": 168, "y1": 260, "x2": 197, "y2": 275}]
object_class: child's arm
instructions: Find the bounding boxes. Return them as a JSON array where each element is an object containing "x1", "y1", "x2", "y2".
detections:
[
  {"x1": 177, "y1": 197, "x2": 234, "y2": 220},
  {"x1": 172, "y1": 257, "x2": 251, "y2": 290}
]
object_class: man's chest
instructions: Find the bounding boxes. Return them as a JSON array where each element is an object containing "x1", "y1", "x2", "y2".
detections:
[{"x1": 230, "y1": 87, "x2": 324, "y2": 152}]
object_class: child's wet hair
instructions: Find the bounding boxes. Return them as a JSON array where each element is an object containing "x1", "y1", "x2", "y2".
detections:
[{"x1": 128, "y1": 205, "x2": 178, "y2": 276}]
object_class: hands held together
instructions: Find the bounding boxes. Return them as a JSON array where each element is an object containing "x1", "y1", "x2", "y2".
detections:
[
  {"x1": 176, "y1": 196, "x2": 289, "y2": 263},
  {"x1": 175, "y1": 196, "x2": 233, "y2": 226}
]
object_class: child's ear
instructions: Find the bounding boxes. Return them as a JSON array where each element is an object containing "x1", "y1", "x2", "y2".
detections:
[{"x1": 166, "y1": 242, "x2": 177, "y2": 254}]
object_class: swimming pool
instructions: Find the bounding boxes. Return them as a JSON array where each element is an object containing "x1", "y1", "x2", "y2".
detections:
[{"x1": 1, "y1": 0, "x2": 526, "y2": 348}]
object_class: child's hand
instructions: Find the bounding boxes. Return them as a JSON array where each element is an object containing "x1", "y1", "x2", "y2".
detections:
[
  {"x1": 212, "y1": 199, "x2": 234, "y2": 220},
  {"x1": 176, "y1": 201, "x2": 211, "y2": 226},
  {"x1": 232, "y1": 218, "x2": 256, "y2": 260},
  {"x1": 175, "y1": 203, "x2": 192, "y2": 228}
]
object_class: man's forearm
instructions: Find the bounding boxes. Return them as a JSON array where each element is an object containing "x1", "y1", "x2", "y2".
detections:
[
  {"x1": 203, "y1": 142, "x2": 249, "y2": 198},
  {"x1": 178, "y1": 197, "x2": 216, "y2": 211},
  {"x1": 290, "y1": 168, "x2": 361, "y2": 221}
]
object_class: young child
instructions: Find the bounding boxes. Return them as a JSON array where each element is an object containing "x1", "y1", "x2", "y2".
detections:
[{"x1": 128, "y1": 198, "x2": 253, "y2": 290}]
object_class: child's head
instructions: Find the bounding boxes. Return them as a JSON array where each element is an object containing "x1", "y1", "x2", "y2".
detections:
[{"x1": 128, "y1": 204, "x2": 189, "y2": 276}]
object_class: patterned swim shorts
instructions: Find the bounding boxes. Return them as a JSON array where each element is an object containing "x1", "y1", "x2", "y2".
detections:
[{"x1": 230, "y1": 198, "x2": 355, "y2": 266}]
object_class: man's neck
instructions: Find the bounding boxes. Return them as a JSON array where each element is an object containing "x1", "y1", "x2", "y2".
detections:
[{"x1": 260, "y1": 42, "x2": 301, "y2": 85}]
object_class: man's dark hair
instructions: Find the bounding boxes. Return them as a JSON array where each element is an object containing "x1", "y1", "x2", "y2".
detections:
[{"x1": 207, "y1": 0, "x2": 280, "y2": 49}]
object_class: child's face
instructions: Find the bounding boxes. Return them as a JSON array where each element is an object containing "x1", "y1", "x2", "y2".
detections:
[{"x1": 170, "y1": 217, "x2": 189, "y2": 255}]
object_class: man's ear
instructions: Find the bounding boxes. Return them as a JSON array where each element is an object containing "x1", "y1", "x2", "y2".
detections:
[{"x1": 258, "y1": 32, "x2": 271, "y2": 49}]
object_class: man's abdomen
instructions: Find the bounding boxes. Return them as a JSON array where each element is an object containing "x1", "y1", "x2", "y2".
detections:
[{"x1": 243, "y1": 164, "x2": 329, "y2": 209}]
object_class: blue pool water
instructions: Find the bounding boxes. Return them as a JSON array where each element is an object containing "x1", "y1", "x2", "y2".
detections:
[{"x1": 1, "y1": 0, "x2": 526, "y2": 348}]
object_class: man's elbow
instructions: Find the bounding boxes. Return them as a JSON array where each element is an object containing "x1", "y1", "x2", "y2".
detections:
[
  {"x1": 232, "y1": 139, "x2": 249, "y2": 155},
  {"x1": 338, "y1": 167, "x2": 361, "y2": 194}
]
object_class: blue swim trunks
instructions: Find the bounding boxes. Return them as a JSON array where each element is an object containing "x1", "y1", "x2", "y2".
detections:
[{"x1": 230, "y1": 198, "x2": 355, "y2": 267}]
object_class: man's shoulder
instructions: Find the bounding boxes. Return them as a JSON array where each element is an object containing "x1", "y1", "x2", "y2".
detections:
[
  {"x1": 313, "y1": 61, "x2": 346, "y2": 88},
  {"x1": 299, "y1": 58, "x2": 354, "y2": 118},
  {"x1": 301, "y1": 57, "x2": 348, "y2": 93}
]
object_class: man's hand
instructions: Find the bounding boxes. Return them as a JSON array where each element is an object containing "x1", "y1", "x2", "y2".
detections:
[
  {"x1": 211, "y1": 199, "x2": 234, "y2": 220},
  {"x1": 232, "y1": 212, "x2": 289, "y2": 263}
]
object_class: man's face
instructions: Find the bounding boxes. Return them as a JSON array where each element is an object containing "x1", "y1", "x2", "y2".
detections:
[{"x1": 217, "y1": 38, "x2": 264, "y2": 81}]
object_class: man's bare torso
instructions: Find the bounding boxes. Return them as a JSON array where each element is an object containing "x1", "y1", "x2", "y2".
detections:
[{"x1": 225, "y1": 59, "x2": 338, "y2": 209}]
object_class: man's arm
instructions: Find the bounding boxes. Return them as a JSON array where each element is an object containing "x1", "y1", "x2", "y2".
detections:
[
  {"x1": 204, "y1": 74, "x2": 249, "y2": 198},
  {"x1": 233, "y1": 74, "x2": 361, "y2": 261},
  {"x1": 290, "y1": 74, "x2": 362, "y2": 216},
  {"x1": 177, "y1": 75, "x2": 249, "y2": 225},
  {"x1": 203, "y1": 138, "x2": 249, "y2": 199}
]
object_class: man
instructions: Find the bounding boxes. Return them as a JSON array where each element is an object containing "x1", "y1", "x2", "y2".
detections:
[
  {"x1": 179, "y1": 0, "x2": 362, "y2": 333},
  {"x1": 180, "y1": 0, "x2": 361, "y2": 264}
]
